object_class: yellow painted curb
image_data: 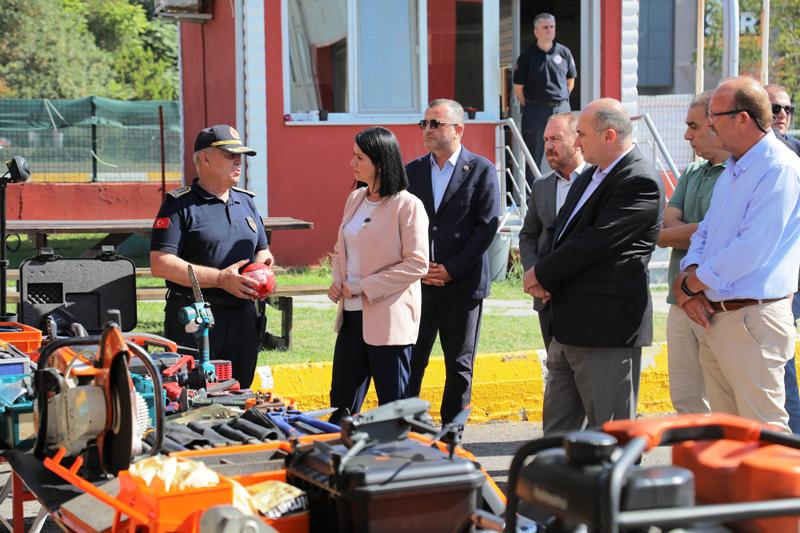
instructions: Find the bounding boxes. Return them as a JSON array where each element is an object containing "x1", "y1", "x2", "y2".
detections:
[{"x1": 252, "y1": 341, "x2": 800, "y2": 423}]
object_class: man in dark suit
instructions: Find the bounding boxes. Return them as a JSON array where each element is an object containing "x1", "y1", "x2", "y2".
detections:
[
  {"x1": 525, "y1": 98, "x2": 663, "y2": 434},
  {"x1": 406, "y1": 99, "x2": 501, "y2": 425},
  {"x1": 519, "y1": 112, "x2": 586, "y2": 350}
]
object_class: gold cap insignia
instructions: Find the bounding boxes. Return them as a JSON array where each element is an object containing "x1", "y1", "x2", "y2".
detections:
[{"x1": 230, "y1": 127, "x2": 240, "y2": 140}]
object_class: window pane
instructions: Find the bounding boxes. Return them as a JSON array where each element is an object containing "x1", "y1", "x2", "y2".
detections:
[
  {"x1": 357, "y1": 0, "x2": 419, "y2": 114},
  {"x1": 288, "y1": 0, "x2": 348, "y2": 113},
  {"x1": 428, "y1": 0, "x2": 484, "y2": 110}
]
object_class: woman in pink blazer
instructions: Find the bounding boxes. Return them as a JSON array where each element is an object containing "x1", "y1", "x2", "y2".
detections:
[{"x1": 327, "y1": 127, "x2": 429, "y2": 423}]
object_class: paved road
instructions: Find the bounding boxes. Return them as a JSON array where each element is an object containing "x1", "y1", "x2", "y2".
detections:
[{"x1": 461, "y1": 420, "x2": 671, "y2": 488}]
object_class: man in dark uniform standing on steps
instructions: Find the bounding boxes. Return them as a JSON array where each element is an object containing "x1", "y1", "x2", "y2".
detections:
[
  {"x1": 513, "y1": 12, "x2": 576, "y2": 185},
  {"x1": 150, "y1": 124, "x2": 273, "y2": 388}
]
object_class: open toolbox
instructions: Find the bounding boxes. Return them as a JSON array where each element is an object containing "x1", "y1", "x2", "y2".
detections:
[
  {"x1": 0, "y1": 340, "x2": 36, "y2": 447},
  {"x1": 0, "y1": 321, "x2": 43, "y2": 353}
]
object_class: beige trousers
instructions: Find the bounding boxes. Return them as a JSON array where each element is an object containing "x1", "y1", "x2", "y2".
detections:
[
  {"x1": 689, "y1": 299, "x2": 795, "y2": 433},
  {"x1": 667, "y1": 304, "x2": 711, "y2": 414}
]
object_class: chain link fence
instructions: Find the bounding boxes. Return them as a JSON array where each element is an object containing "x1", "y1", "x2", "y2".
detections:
[
  {"x1": 636, "y1": 93, "x2": 696, "y2": 176},
  {"x1": 0, "y1": 97, "x2": 182, "y2": 182}
]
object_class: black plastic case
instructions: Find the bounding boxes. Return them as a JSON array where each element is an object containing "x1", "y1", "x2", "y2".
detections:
[
  {"x1": 287, "y1": 439, "x2": 485, "y2": 533},
  {"x1": 18, "y1": 247, "x2": 137, "y2": 332}
]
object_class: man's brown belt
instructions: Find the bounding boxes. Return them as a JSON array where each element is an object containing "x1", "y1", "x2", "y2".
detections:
[{"x1": 709, "y1": 297, "x2": 786, "y2": 312}]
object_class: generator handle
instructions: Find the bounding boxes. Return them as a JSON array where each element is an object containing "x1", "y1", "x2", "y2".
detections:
[
  {"x1": 604, "y1": 436, "x2": 649, "y2": 533},
  {"x1": 503, "y1": 435, "x2": 565, "y2": 533},
  {"x1": 601, "y1": 413, "x2": 778, "y2": 451}
]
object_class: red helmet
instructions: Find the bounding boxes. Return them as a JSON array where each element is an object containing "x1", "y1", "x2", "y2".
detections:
[{"x1": 242, "y1": 263, "x2": 277, "y2": 298}]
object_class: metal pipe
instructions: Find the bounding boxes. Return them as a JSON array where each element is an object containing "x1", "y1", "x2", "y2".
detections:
[
  {"x1": 502, "y1": 118, "x2": 542, "y2": 180},
  {"x1": 633, "y1": 113, "x2": 681, "y2": 184},
  {"x1": 159, "y1": 105, "x2": 166, "y2": 202},
  {"x1": 503, "y1": 146, "x2": 532, "y2": 195},
  {"x1": 618, "y1": 498, "x2": 800, "y2": 529},
  {"x1": 0, "y1": 182, "x2": 8, "y2": 320},
  {"x1": 90, "y1": 96, "x2": 98, "y2": 182},
  {"x1": 695, "y1": 0, "x2": 705, "y2": 93},
  {"x1": 723, "y1": 0, "x2": 740, "y2": 77},
  {"x1": 761, "y1": 0, "x2": 770, "y2": 84}
]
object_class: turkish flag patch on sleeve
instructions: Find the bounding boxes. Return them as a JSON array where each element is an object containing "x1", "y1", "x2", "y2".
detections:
[{"x1": 153, "y1": 217, "x2": 170, "y2": 229}]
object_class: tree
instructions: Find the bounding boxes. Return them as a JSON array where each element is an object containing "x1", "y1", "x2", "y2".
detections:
[
  {"x1": 0, "y1": 0, "x2": 178, "y2": 100},
  {"x1": 0, "y1": 0, "x2": 113, "y2": 98},
  {"x1": 703, "y1": 0, "x2": 800, "y2": 101},
  {"x1": 84, "y1": 0, "x2": 178, "y2": 100},
  {"x1": 769, "y1": 0, "x2": 800, "y2": 99}
]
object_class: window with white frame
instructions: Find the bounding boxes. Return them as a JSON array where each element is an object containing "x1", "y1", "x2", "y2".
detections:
[
  {"x1": 283, "y1": 0, "x2": 499, "y2": 121},
  {"x1": 286, "y1": 0, "x2": 420, "y2": 116}
]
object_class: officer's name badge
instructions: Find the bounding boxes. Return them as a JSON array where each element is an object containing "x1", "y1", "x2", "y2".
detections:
[{"x1": 246, "y1": 217, "x2": 257, "y2": 232}]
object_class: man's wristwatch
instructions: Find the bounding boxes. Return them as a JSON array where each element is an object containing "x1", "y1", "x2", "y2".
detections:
[{"x1": 680, "y1": 275, "x2": 700, "y2": 297}]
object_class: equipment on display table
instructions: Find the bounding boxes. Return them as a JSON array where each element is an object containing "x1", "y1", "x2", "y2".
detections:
[
  {"x1": 178, "y1": 265, "x2": 217, "y2": 381},
  {"x1": 38, "y1": 398, "x2": 506, "y2": 532},
  {"x1": 32, "y1": 323, "x2": 165, "y2": 476},
  {"x1": 503, "y1": 413, "x2": 800, "y2": 533}
]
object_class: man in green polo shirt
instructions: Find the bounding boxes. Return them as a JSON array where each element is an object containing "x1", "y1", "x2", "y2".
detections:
[{"x1": 658, "y1": 91, "x2": 728, "y2": 414}]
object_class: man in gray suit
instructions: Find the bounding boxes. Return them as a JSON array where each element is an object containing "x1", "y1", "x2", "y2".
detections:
[{"x1": 519, "y1": 112, "x2": 586, "y2": 349}]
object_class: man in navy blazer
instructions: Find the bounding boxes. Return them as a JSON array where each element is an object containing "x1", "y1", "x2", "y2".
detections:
[
  {"x1": 525, "y1": 98, "x2": 663, "y2": 433},
  {"x1": 406, "y1": 99, "x2": 501, "y2": 424}
]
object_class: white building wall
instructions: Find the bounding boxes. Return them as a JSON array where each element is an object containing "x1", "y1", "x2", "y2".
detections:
[
  {"x1": 620, "y1": 0, "x2": 639, "y2": 116},
  {"x1": 238, "y1": 0, "x2": 269, "y2": 215}
]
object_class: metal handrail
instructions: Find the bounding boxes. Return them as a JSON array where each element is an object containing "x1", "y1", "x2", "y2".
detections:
[
  {"x1": 501, "y1": 118, "x2": 542, "y2": 181},
  {"x1": 631, "y1": 113, "x2": 681, "y2": 192},
  {"x1": 495, "y1": 117, "x2": 541, "y2": 228}
]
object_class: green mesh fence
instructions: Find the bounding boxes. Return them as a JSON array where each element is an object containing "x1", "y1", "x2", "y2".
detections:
[{"x1": 0, "y1": 97, "x2": 182, "y2": 183}]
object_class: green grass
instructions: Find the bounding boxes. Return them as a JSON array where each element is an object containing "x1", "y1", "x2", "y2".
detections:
[
  {"x1": 4, "y1": 234, "x2": 675, "y2": 366},
  {"x1": 133, "y1": 300, "x2": 670, "y2": 366}
]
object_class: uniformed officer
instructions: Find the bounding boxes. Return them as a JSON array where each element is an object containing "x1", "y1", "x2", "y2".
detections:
[
  {"x1": 150, "y1": 124, "x2": 273, "y2": 388},
  {"x1": 513, "y1": 12, "x2": 577, "y2": 186}
]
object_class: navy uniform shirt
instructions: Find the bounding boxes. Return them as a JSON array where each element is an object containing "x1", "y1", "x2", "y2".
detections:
[
  {"x1": 150, "y1": 179, "x2": 269, "y2": 300},
  {"x1": 513, "y1": 41, "x2": 577, "y2": 104}
]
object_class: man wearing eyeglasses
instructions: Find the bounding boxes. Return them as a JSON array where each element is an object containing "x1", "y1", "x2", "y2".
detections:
[
  {"x1": 673, "y1": 77, "x2": 800, "y2": 433},
  {"x1": 406, "y1": 99, "x2": 501, "y2": 426},
  {"x1": 513, "y1": 13, "x2": 576, "y2": 184},
  {"x1": 766, "y1": 84, "x2": 800, "y2": 157}
]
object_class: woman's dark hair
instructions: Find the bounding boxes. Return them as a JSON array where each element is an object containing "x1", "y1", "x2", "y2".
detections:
[{"x1": 354, "y1": 126, "x2": 408, "y2": 197}]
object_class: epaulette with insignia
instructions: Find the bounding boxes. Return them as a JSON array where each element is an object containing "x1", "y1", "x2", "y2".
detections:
[
  {"x1": 232, "y1": 186, "x2": 256, "y2": 197},
  {"x1": 167, "y1": 186, "x2": 191, "y2": 199}
]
